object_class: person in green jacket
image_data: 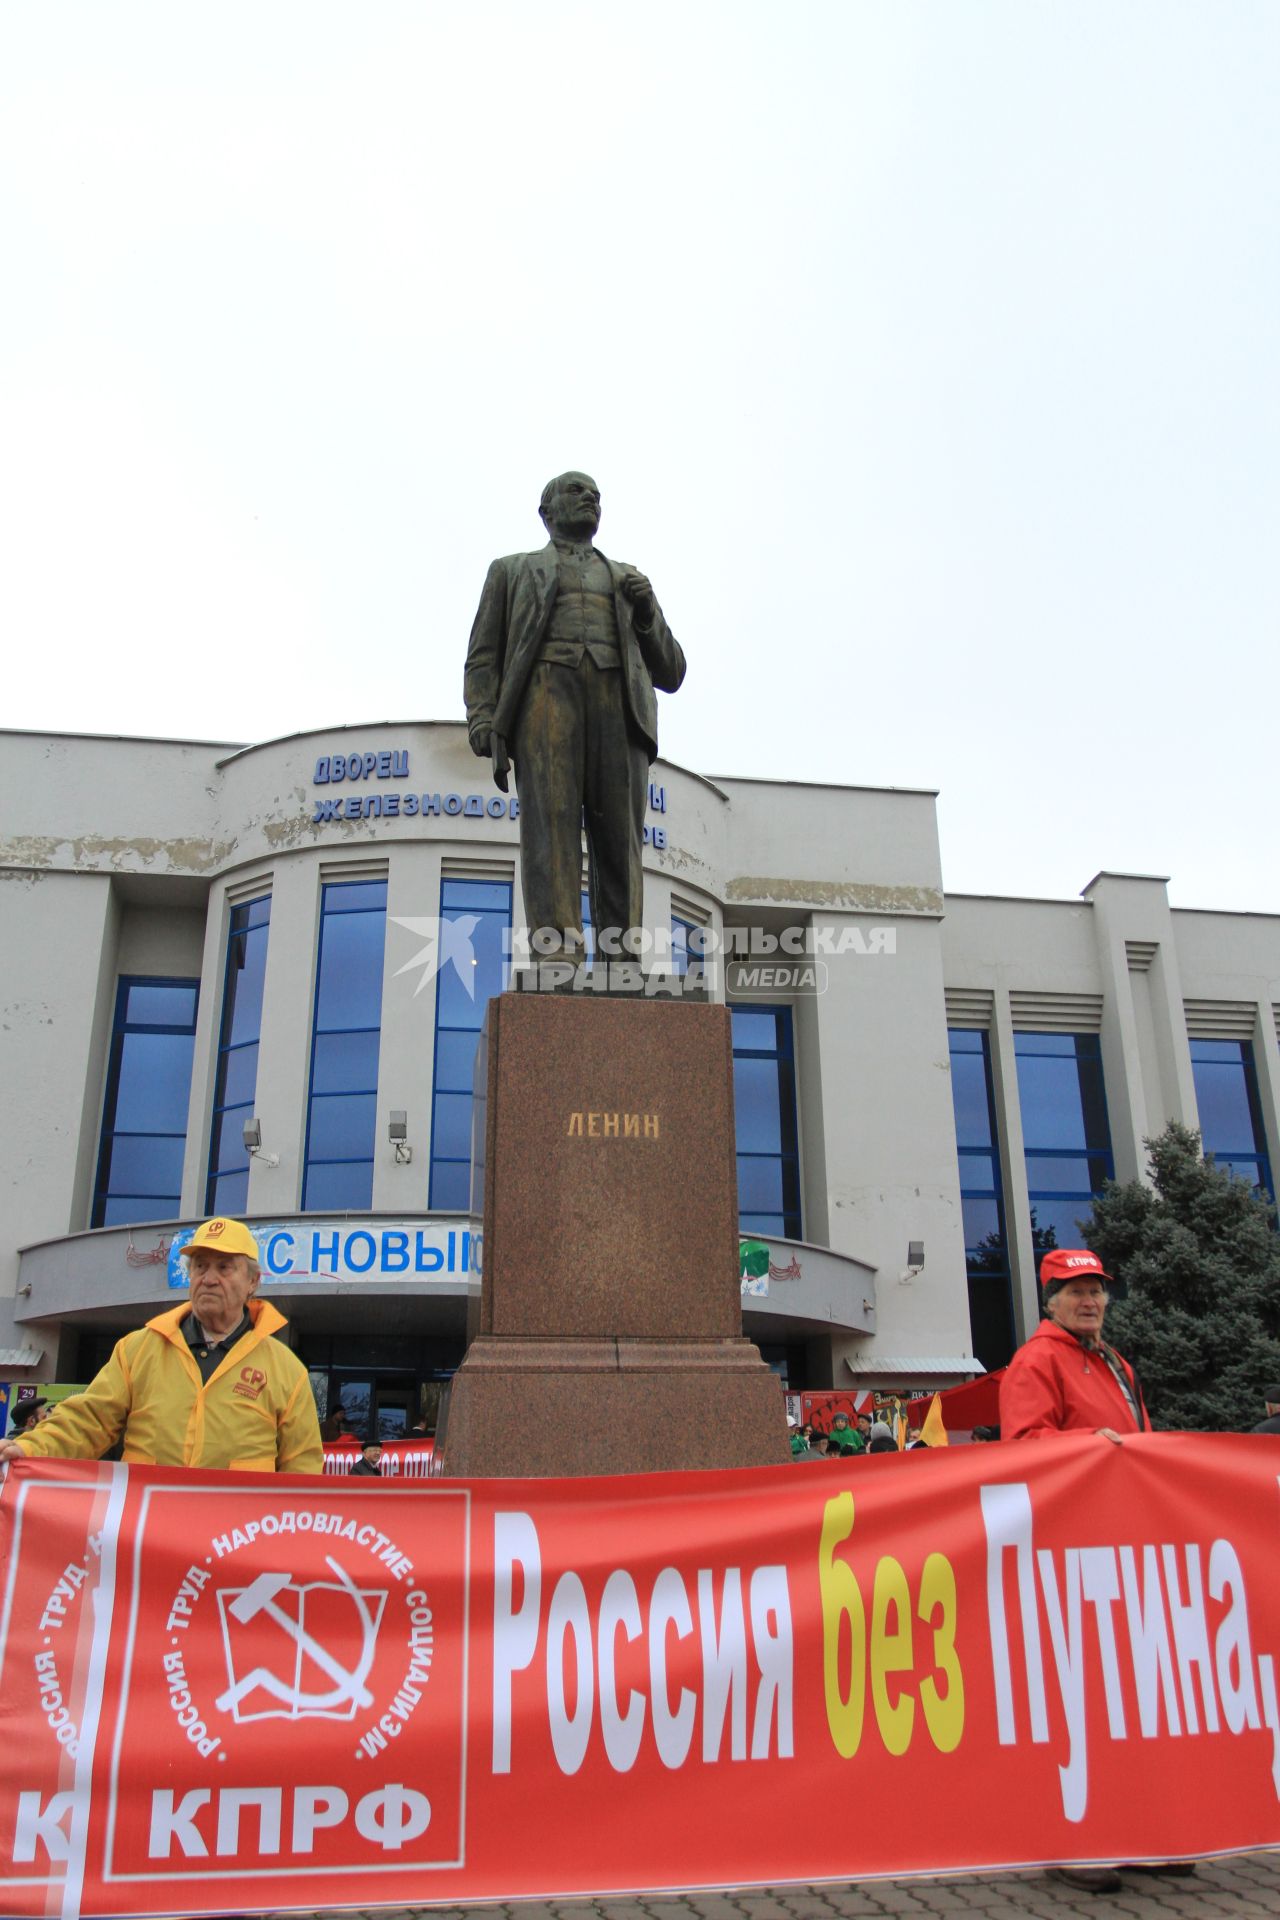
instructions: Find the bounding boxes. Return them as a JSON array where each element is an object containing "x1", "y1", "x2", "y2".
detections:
[{"x1": 828, "y1": 1410, "x2": 865, "y2": 1456}]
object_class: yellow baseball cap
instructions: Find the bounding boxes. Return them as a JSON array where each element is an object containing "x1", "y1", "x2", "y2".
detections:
[{"x1": 181, "y1": 1218, "x2": 260, "y2": 1262}]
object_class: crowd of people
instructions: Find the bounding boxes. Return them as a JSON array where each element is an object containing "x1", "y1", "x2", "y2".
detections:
[{"x1": 789, "y1": 1408, "x2": 910, "y2": 1458}]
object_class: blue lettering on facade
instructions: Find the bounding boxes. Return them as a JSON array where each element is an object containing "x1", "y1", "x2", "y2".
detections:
[
  {"x1": 312, "y1": 749, "x2": 412, "y2": 786},
  {"x1": 310, "y1": 781, "x2": 653, "y2": 831}
]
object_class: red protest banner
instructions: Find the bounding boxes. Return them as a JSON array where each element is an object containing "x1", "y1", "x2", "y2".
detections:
[
  {"x1": 905, "y1": 1370, "x2": 1004, "y2": 1430},
  {"x1": 1, "y1": 1435, "x2": 1278, "y2": 1916},
  {"x1": 322, "y1": 1438, "x2": 438, "y2": 1476}
]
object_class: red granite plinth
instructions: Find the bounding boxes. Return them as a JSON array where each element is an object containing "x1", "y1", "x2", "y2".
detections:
[{"x1": 443, "y1": 993, "x2": 790, "y2": 1476}]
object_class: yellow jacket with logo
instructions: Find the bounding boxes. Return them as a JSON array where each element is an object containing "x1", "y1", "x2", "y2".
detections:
[{"x1": 12, "y1": 1299, "x2": 323, "y2": 1472}]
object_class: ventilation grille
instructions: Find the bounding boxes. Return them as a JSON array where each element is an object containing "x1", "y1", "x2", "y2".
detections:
[
  {"x1": 441, "y1": 857, "x2": 515, "y2": 883},
  {"x1": 1125, "y1": 940, "x2": 1158, "y2": 973},
  {"x1": 670, "y1": 891, "x2": 713, "y2": 928},
  {"x1": 1009, "y1": 991, "x2": 1104, "y2": 1034},
  {"x1": 945, "y1": 988, "x2": 994, "y2": 1028},
  {"x1": 225, "y1": 872, "x2": 272, "y2": 905},
  {"x1": 1184, "y1": 999, "x2": 1256, "y2": 1040},
  {"x1": 319, "y1": 858, "x2": 388, "y2": 884}
]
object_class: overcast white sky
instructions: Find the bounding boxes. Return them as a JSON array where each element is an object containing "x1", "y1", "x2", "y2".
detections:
[{"x1": 2, "y1": 3, "x2": 1276, "y2": 909}]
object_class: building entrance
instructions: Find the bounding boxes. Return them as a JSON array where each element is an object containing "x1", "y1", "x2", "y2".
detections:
[{"x1": 328, "y1": 1369, "x2": 419, "y2": 1442}]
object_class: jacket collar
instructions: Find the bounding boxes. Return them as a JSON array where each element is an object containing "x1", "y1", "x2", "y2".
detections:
[
  {"x1": 146, "y1": 1295, "x2": 288, "y2": 1346},
  {"x1": 1033, "y1": 1316, "x2": 1103, "y2": 1354},
  {"x1": 532, "y1": 540, "x2": 618, "y2": 584}
]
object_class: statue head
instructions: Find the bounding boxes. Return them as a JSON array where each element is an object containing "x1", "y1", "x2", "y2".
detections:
[{"x1": 540, "y1": 471, "x2": 601, "y2": 542}]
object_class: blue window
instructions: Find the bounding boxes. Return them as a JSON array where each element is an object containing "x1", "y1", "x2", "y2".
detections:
[
  {"x1": 949, "y1": 1030, "x2": 1015, "y2": 1369},
  {"x1": 1190, "y1": 1038, "x2": 1273, "y2": 1198},
  {"x1": 671, "y1": 916, "x2": 705, "y2": 978},
  {"x1": 206, "y1": 897, "x2": 271, "y2": 1217},
  {"x1": 1014, "y1": 1032, "x2": 1114, "y2": 1261},
  {"x1": 429, "y1": 877, "x2": 512, "y2": 1209},
  {"x1": 303, "y1": 880, "x2": 388, "y2": 1211},
  {"x1": 732, "y1": 1005, "x2": 801, "y2": 1239},
  {"x1": 93, "y1": 978, "x2": 199, "y2": 1228}
]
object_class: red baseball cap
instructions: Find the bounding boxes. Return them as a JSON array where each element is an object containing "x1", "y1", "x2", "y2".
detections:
[{"x1": 1039, "y1": 1247, "x2": 1114, "y2": 1292}]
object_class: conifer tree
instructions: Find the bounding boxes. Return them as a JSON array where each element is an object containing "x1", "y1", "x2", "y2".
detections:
[{"x1": 1084, "y1": 1122, "x2": 1280, "y2": 1432}]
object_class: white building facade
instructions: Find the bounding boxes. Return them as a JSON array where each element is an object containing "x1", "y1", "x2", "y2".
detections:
[{"x1": 2, "y1": 723, "x2": 1277, "y2": 1436}]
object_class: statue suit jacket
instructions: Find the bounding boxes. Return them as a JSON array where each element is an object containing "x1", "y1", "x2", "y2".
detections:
[{"x1": 463, "y1": 543, "x2": 686, "y2": 767}]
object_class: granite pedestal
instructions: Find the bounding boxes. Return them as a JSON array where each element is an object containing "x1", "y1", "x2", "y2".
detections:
[{"x1": 442, "y1": 991, "x2": 790, "y2": 1476}]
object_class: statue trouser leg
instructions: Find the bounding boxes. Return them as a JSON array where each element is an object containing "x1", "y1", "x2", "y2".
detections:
[
  {"x1": 512, "y1": 658, "x2": 648, "y2": 959},
  {"x1": 512, "y1": 662, "x2": 588, "y2": 954},
  {"x1": 580, "y1": 658, "x2": 649, "y2": 957}
]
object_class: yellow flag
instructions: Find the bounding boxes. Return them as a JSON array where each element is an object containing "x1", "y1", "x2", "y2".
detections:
[{"x1": 920, "y1": 1392, "x2": 948, "y2": 1448}]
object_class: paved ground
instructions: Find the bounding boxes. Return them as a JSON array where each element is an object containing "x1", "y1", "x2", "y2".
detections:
[{"x1": 274, "y1": 1850, "x2": 1280, "y2": 1920}]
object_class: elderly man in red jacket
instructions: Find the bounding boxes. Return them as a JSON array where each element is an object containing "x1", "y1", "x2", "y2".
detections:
[
  {"x1": 999, "y1": 1249, "x2": 1186, "y2": 1894},
  {"x1": 1000, "y1": 1247, "x2": 1149, "y2": 1444}
]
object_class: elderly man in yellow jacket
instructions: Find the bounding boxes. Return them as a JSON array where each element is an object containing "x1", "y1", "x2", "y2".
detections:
[{"x1": 0, "y1": 1218, "x2": 322, "y2": 1473}]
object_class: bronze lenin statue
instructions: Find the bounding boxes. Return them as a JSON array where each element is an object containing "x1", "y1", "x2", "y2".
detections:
[{"x1": 463, "y1": 473, "x2": 685, "y2": 957}]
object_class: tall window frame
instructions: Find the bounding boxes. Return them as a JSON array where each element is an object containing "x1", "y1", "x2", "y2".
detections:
[
  {"x1": 302, "y1": 878, "x2": 388, "y2": 1212},
  {"x1": 428, "y1": 876, "x2": 513, "y2": 1210},
  {"x1": 1190, "y1": 1037, "x2": 1274, "y2": 1199},
  {"x1": 671, "y1": 915, "x2": 707, "y2": 978},
  {"x1": 206, "y1": 895, "x2": 271, "y2": 1217},
  {"x1": 1014, "y1": 1031, "x2": 1114, "y2": 1263},
  {"x1": 731, "y1": 1004, "x2": 802, "y2": 1239},
  {"x1": 92, "y1": 977, "x2": 199, "y2": 1228},
  {"x1": 948, "y1": 1028, "x2": 1015, "y2": 1370}
]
